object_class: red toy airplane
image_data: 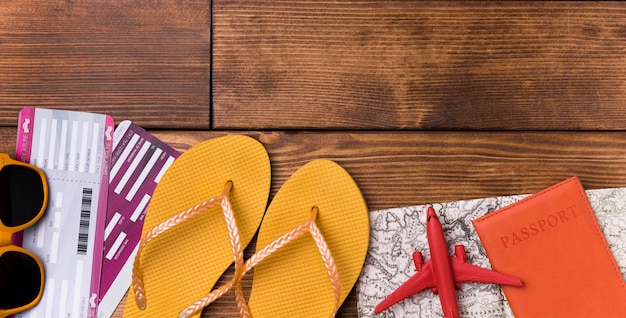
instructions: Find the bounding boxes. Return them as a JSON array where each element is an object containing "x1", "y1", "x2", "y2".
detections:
[{"x1": 375, "y1": 206, "x2": 523, "y2": 318}]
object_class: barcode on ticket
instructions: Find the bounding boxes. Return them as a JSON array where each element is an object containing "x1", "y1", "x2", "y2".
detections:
[{"x1": 77, "y1": 187, "x2": 93, "y2": 255}]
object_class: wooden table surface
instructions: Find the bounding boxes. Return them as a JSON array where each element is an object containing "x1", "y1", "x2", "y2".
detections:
[{"x1": 2, "y1": 1, "x2": 626, "y2": 317}]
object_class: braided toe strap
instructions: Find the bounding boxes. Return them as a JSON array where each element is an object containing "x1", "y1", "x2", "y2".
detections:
[
  {"x1": 179, "y1": 207, "x2": 341, "y2": 318},
  {"x1": 131, "y1": 181, "x2": 247, "y2": 313}
]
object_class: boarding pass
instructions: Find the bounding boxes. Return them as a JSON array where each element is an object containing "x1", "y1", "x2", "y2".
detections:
[
  {"x1": 15, "y1": 108, "x2": 114, "y2": 318},
  {"x1": 97, "y1": 121, "x2": 179, "y2": 318}
]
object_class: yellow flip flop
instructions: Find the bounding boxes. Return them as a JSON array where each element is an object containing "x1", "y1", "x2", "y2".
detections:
[
  {"x1": 249, "y1": 159, "x2": 369, "y2": 317},
  {"x1": 122, "y1": 135, "x2": 271, "y2": 318},
  {"x1": 179, "y1": 159, "x2": 369, "y2": 317}
]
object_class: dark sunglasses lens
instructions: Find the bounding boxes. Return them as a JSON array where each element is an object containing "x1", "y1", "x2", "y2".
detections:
[
  {"x1": 0, "y1": 165, "x2": 45, "y2": 227},
  {"x1": 0, "y1": 251, "x2": 42, "y2": 309}
]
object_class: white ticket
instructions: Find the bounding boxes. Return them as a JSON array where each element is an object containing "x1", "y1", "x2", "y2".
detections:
[{"x1": 15, "y1": 108, "x2": 114, "y2": 318}]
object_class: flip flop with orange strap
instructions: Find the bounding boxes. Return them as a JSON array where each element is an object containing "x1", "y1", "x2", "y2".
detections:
[
  {"x1": 122, "y1": 135, "x2": 271, "y2": 318},
  {"x1": 179, "y1": 159, "x2": 370, "y2": 317}
]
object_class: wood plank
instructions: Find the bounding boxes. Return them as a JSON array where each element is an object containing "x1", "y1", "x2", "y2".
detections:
[
  {"x1": 150, "y1": 130, "x2": 626, "y2": 209},
  {"x1": 213, "y1": 1, "x2": 626, "y2": 130},
  {"x1": 0, "y1": 1, "x2": 211, "y2": 129},
  {"x1": 2, "y1": 127, "x2": 625, "y2": 316}
]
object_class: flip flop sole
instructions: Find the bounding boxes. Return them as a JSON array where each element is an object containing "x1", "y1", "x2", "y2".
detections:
[
  {"x1": 248, "y1": 159, "x2": 369, "y2": 317},
  {"x1": 122, "y1": 135, "x2": 270, "y2": 318}
]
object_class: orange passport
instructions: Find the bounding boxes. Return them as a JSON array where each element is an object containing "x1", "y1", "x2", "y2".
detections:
[{"x1": 472, "y1": 177, "x2": 626, "y2": 317}]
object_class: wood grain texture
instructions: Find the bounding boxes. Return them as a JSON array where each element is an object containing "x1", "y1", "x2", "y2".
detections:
[
  {"x1": 213, "y1": 1, "x2": 626, "y2": 130},
  {"x1": 149, "y1": 130, "x2": 626, "y2": 209},
  {"x1": 0, "y1": 1, "x2": 211, "y2": 129}
]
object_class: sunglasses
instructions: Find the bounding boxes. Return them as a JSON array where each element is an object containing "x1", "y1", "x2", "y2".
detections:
[{"x1": 0, "y1": 153, "x2": 47, "y2": 318}]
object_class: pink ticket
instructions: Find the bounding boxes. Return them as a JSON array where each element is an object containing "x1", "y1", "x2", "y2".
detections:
[{"x1": 97, "y1": 120, "x2": 179, "y2": 318}]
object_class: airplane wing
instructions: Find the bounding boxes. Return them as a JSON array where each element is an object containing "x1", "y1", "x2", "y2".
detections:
[
  {"x1": 451, "y1": 257, "x2": 523, "y2": 287},
  {"x1": 374, "y1": 260, "x2": 437, "y2": 314}
]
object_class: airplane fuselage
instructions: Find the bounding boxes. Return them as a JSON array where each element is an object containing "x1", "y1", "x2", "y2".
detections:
[{"x1": 426, "y1": 208, "x2": 460, "y2": 318}]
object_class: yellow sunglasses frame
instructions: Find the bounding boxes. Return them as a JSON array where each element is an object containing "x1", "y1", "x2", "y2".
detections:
[{"x1": 0, "y1": 153, "x2": 48, "y2": 318}]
